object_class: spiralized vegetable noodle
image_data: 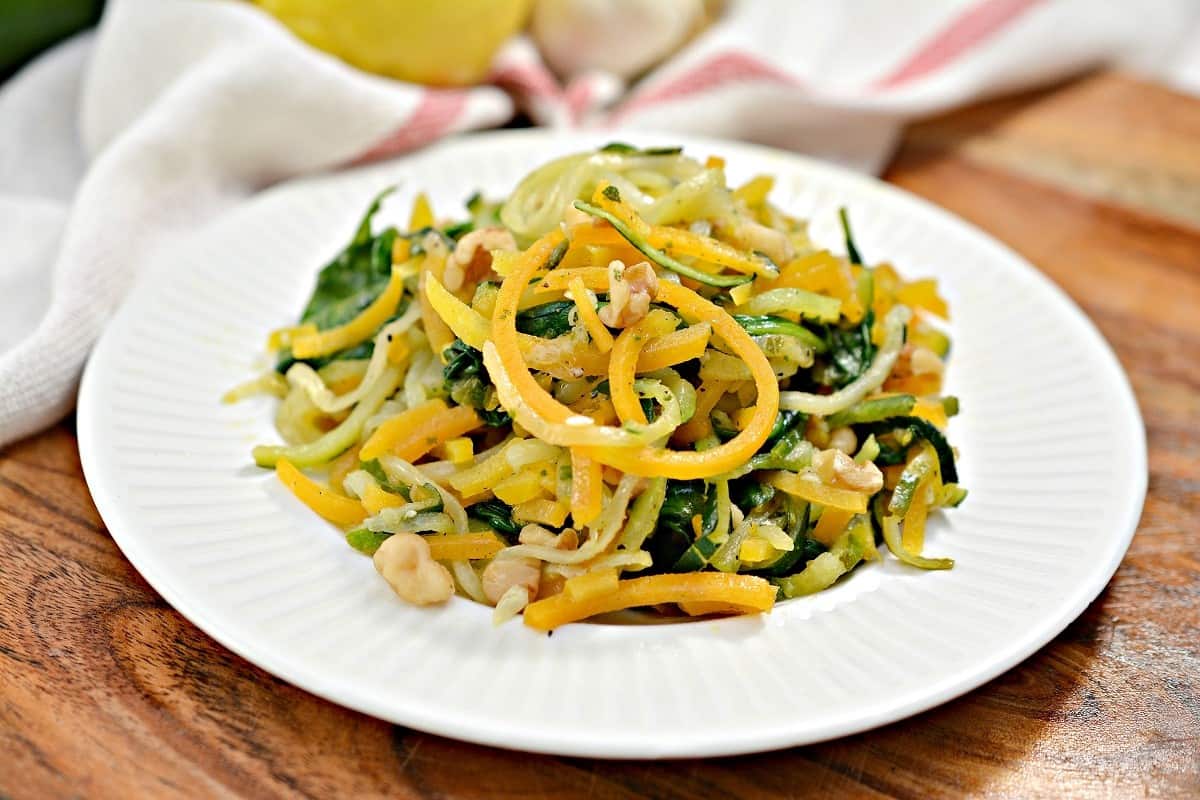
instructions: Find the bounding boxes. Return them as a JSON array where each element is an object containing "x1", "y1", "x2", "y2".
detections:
[{"x1": 233, "y1": 143, "x2": 967, "y2": 629}]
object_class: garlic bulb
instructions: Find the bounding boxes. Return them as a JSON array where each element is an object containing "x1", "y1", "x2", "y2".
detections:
[{"x1": 532, "y1": 0, "x2": 705, "y2": 80}]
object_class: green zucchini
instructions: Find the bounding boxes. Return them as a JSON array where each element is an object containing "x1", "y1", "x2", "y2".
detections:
[
  {"x1": 866, "y1": 416, "x2": 959, "y2": 484},
  {"x1": 888, "y1": 446, "x2": 937, "y2": 517},
  {"x1": 856, "y1": 264, "x2": 875, "y2": 309},
  {"x1": 738, "y1": 424, "x2": 814, "y2": 475},
  {"x1": 405, "y1": 226, "x2": 456, "y2": 255},
  {"x1": 826, "y1": 394, "x2": 916, "y2": 427},
  {"x1": 360, "y1": 459, "x2": 411, "y2": 498},
  {"x1": 465, "y1": 191, "x2": 503, "y2": 228},
  {"x1": 774, "y1": 552, "x2": 845, "y2": 597},
  {"x1": 710, "y1": 410, "x2": 740, "y2": 441},
  {"x1": 854, "y1": 433, "x2": 880, "y2": 464},
  {"x1": 935, "y1": 483, "x2": 969, "y2": 508},
  {"x1": 598, "y1": 142, "x2": 684, "y2": 156},
  {"x1": 572, "y1": 199, "x2": 753, "y2": 287},
  {"x1": 618, "y1": 477, "x2": 668, "y2": 551},
  {"x1": 346, "y1": 529, "x2": 390, "y2": 556},
  {"x1": 732, "y1": 314, "x2": 827, "y2": 353},
  {"x1": 708, "y1": 518, "x2": 753, "y2": 573},
  {"x1": 442, "y1": 220, "x2": 473, "y2": 240},
  {"x1": 839, "y1": 207, "x2": 863, "y2": 265},
  {"x1": 544, "y1": 239, "x2": 569, "y2": 271},
  {"x1": 747, "y1": 502, "x2": 817, "y2": 577},
  {"x1": 910, "y1": 319, "x2": 952, "y2": 358},
  {"x1": 673, "y1": 532, "x2": 722, "y2": 572},
  {"x1": 253, "y1": 365, "x2": 403, "y2": 468},
  {"x1": 735, "y1": 287, "x2": 841, "y2": 323},
  {"x1": 774, "y1": 516, "x2": 872, "y2": 598},
  {"x1": 880, "y1": 513, "x2": 954, "y2": 570}
]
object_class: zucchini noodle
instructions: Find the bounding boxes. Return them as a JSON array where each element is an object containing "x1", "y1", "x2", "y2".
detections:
[
  {"x1": 500, "y1": 149, "x2": 712, "y2": 244},
  {"x1": 236, "y1": 143, "x2": 966, "y2": 628},
  {"x1": 285, "y1": 303, "x2": 421, "y2": 414},
  {"x1": 497, "y1": 473, "x2": 641, "y2": 565},
  {"x1": 544, "y1": 550, "x2": 654, "y2": 579},
  {"x1": 483, "y1": 342, "x2": 682, "y2": 448},
  {"x1": 378, "y1": 454, "x2": 468, "y2": 534},
  {"x1": 452, "y1": 561, "x2": 489, "y2": 604},
  {"x1": 222, "y1": 371, "x2": 288, "y2": 404},
  {"x1": 779, "y1": 305, "x2": 910, "y2": 414},
  {"x1": 252, "y1": 365, "x2": 402, "y2": 468},
  {"x1": 366, "y1": 509, "x2": 457, "y2": 534}
]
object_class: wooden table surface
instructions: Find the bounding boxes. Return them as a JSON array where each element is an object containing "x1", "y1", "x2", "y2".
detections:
[{"x1": 2, "y1": 71, "x2": 1197, "y2": 799}]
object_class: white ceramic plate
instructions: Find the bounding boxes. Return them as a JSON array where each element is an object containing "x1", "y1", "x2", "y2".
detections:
[{"x1": 78, "y1": 130, "x2": 1146, "y2": 758}]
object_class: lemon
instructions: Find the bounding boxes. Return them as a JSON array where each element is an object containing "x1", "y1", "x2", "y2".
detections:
[{"x1": 254, "y1": 0, "x2": 533, "y2": 86}]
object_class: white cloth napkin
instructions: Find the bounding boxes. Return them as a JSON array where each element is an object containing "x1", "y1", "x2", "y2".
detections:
[{"x1": 1, "y1": 0, "x2": 1197, "y2": 449}]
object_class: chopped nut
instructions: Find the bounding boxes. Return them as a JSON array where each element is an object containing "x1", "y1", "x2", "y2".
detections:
[
  {"x1": 729, "y1": 217, "x2": 795, "y2": 265},
  {"x1": 598, "y1": 260, "x2": 658, "y2": 328},
  {"x1": 519, "y1": 524, "x2": 579, "y2": 550},
  {"x1": 373, "y1": 532, "x2": 455, "y2": 606},
  {"x1": 909, "y1": 345, "x2": 945, "y2": 376},
  {"x1": 482, "y1": 557, "x2": 541, "y2": 606},
  {"x1": 892, "y1": 342, "x2": 943, "y2": 380},
  {"x1": 443, "y1": 226, "x2": 517, "y2": 292},
  {"x1": 812, "y1": 448, "x2": 884, "y2": 494},
  {"x1": 829, "y1": 426, "x2": 858, "y2": 455}
]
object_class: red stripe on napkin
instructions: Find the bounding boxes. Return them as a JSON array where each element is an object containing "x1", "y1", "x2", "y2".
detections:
[
  {"x1": 564, "y1": 79, "x2": 594, "y2": 123},
  {"x1": 875, "y1": 0, "x2": 1044, "y2": 88},
  {"x1": 610, "y1": 52, "x2": 803, "y2": 123},
  {"x1": 354, "y1": 90, "x2": 468, "y2": 164},
  {"x1": 491, "y1": 61, "x2": 562, "y2": 101}
]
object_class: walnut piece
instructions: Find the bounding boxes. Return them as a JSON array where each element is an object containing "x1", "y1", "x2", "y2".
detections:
[
  {"x1": 373, "y1": 532, "x2": 455, "y2": 605},
  {"x1": 730, "y1": 217, "x2": 795, "y2": 265},
  {"x1": 482, "y1": 557, "x2": 541, "y2": 606},
  {"x1": 598, "y1": 260, "x2": 658, "y2": 328},
  {"x1": 811, "y1": 448, "x2": 884, "y2": 494},
  {"x1": 443, "y1": 226, "x2": 517, "y2": 292}
]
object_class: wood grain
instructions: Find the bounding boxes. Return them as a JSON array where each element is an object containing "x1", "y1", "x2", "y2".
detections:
[{"x1": 1, "y1": 70, "x2": 1198, "y2": 799}]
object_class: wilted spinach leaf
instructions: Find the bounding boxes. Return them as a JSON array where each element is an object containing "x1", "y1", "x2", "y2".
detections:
[
  {"x1": 839, "y1": 207, "x2": 863, "y2": 265},
  {"x1": 442, "y1": 220, "x2": 474, "y2": 240},
  {"x1": 442, "y1": 340, "x2": 511, "y2": 427},
  {"x1": 730, "y1": 478, "x2": 775, "y2": 512},
  {"x1": 276, "y1": 188, "x2": 399, "y2": 372},
  {"x1": 301, "y1": 190, "x2": 398, "y2": 330},
  {"x1": 443, "y1": 339, "x2": 485, "y2": 381},
  {"x1": 516, "y1": 301, "x2": 575, "y2": 339},
  {"x1": 862, "y1": 416, "x2": 959, "y2": 483},
  {"x1": 469, "y1": 499, "x2": 521, "y2": 541},
  {"x1": 477, "y1": 408, "x2": 513, "y2": 427},
  {"x1": 645, "y1": 480, "x2": 717, "y2": 572},
  {"x1": 818, "y1": 310, "x2": 876, "y2": 389}
]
